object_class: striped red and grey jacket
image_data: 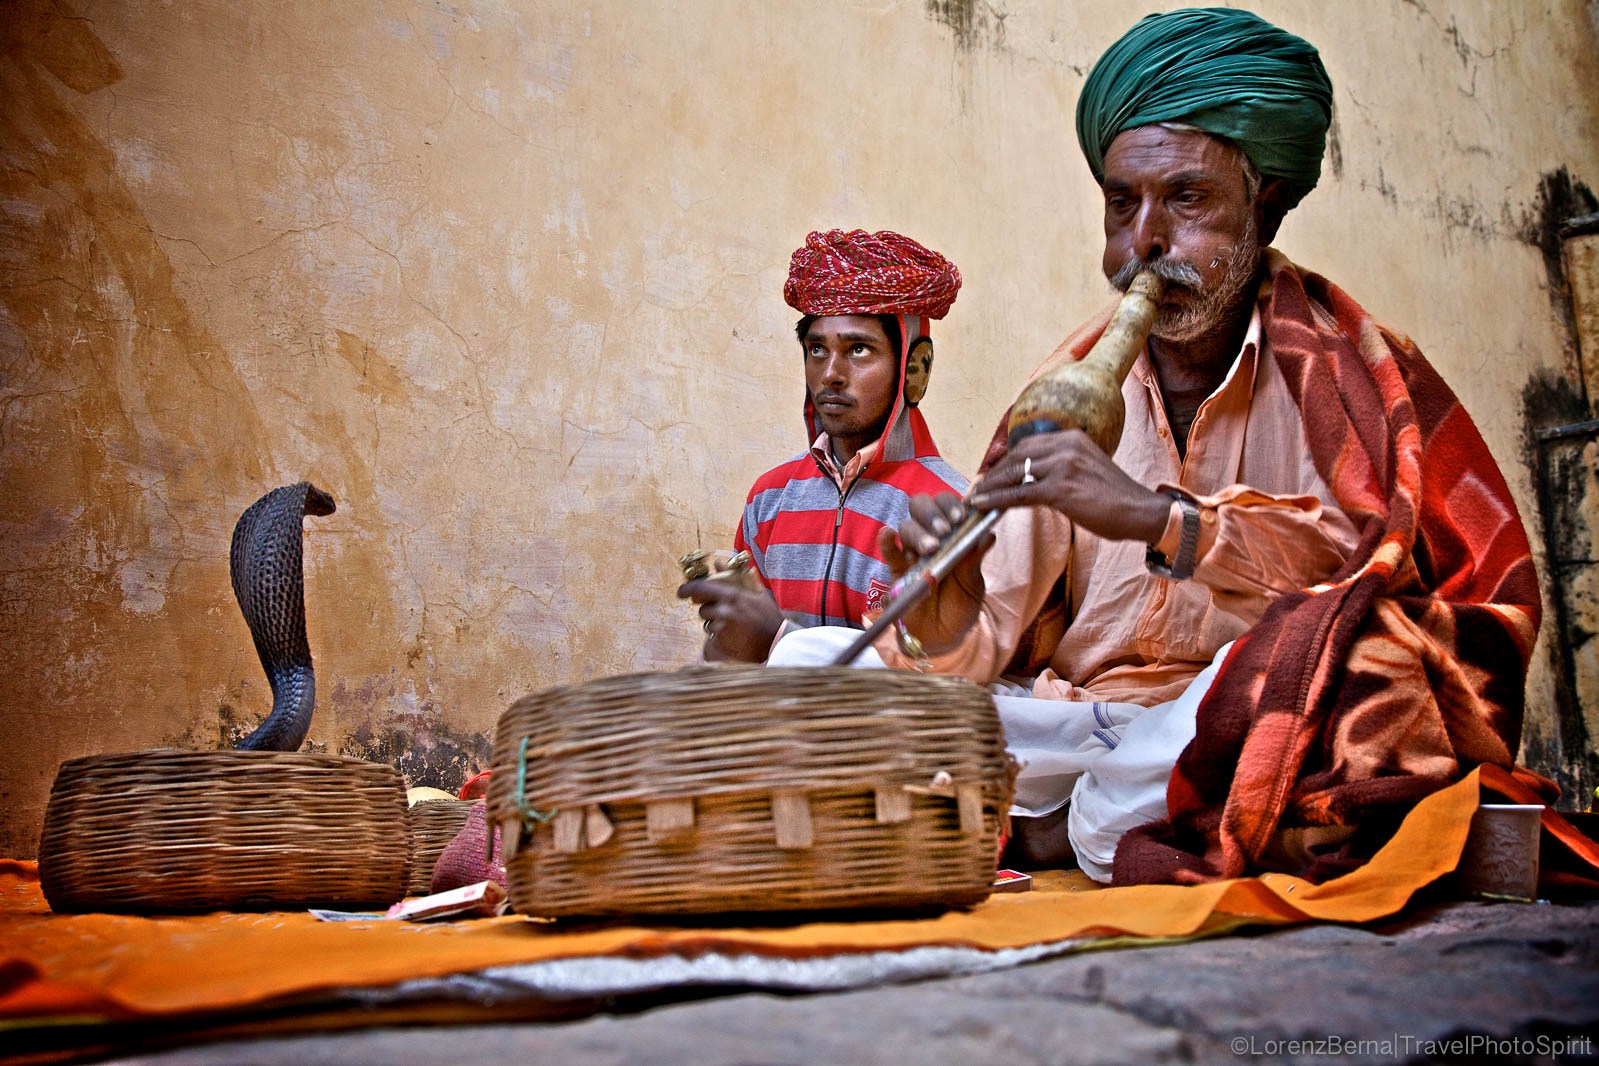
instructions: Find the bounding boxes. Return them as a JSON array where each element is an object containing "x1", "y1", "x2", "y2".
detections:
[{"x1": 735, "y1": 402, "x2": 967, "y2": 630}]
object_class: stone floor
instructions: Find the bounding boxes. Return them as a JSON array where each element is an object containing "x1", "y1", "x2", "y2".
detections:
[{"x1": 101, "y1": 895, "x2": 1599, "y2": 1066}]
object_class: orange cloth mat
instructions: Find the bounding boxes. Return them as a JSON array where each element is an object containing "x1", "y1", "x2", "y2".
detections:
[{"x1": 1, "y1": 770, "x2": 1491, "y2": 1045}]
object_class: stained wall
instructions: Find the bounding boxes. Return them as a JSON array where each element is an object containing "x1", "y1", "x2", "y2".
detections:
[{"x1": 3, "y1": 1, "x2": 1597, "y2": 857}]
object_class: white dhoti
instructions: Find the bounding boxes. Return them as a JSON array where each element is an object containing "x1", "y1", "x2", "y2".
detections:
[{"x1": 768, "y1": 627, "x2": 1233, "y2": 882}]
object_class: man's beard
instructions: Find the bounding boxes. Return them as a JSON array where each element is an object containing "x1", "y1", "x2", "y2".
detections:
[{"x1": 1108, "y1": 217, "x2": 1261, "y2": 343}]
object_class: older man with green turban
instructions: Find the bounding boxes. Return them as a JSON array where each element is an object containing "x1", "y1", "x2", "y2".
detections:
[{"x1": 842, "y1": 8, "x2": 1546, "y2": 886}]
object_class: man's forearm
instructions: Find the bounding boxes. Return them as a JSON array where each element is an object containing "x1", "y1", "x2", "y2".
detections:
[
  {"x1": 1185, "y1": 485, "x2": 1360, "y2": 616},
  {"x1": 873, "y1": 505, "x2": 1072, "y2": 683}
]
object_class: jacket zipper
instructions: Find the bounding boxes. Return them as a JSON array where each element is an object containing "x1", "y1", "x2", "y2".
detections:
[{"x1": 818, "y1": 476, "x2": 853, "y2": 625}]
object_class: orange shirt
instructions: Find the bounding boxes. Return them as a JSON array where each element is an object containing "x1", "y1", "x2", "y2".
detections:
[{"x1": 874, "y1": 309, "x2": 1361, "y2": 706}]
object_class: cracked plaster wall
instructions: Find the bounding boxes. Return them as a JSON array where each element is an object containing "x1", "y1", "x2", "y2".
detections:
[
  {"x1": 1547, "y1": 231, "x2": 1599, "y2": 803},
  {"x1": 2, "y1": 1, "x2": 1597, "y2": 858}
]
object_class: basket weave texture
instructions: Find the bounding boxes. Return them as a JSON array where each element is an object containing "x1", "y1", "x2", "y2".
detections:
[
  {"x1": 488, "y1": 666, "x2": 1015, "y2": 918},
  {"x1": 407, "y1": 798, "x2": 476, "y2": 896},
  {"x1": 39, "y1": 749, "x2": 412, "y2": 914}
]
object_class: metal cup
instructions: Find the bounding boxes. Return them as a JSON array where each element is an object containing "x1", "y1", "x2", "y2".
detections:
[{"x1": 1458, "y1": 803, "x2": 1543, "y2": 901}]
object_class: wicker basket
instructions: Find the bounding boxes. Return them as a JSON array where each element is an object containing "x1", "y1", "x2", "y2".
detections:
[
  {"x1": 39, "y1": 749, "x2": 412, "y2": 914},
  {"x1": 407, "y1": 797, "x2": 476, "y2": 896},
  {"x1": 487, "y1": 666, "x2": 1015, "y2": 918}
]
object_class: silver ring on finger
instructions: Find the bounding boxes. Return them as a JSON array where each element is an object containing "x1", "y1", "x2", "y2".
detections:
[{"x1": 1022, "y1": 456, "x2": 1036, "y2": 484}]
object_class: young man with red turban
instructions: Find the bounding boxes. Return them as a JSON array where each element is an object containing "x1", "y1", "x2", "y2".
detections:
[{"x1": 678, "y1": 229, "x2": 968, "y2": 663}]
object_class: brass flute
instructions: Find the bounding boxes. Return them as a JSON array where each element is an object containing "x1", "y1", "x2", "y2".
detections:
[{"x1": 832, "y1": 270, "x2": 1166, "y2": 666}]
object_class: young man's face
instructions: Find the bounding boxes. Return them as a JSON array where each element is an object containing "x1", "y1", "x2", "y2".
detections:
[
  {"x1": 1099, "y1": 124, "x2": 1264, "y2": 341},
  {"x1": 802, "y1": 314, "x2": 899, "y2": 462}
]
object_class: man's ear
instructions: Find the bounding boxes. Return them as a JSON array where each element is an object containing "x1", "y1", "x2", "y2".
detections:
[
  {"x1": 1256, "y1": 178, "x2": 1289, "y2": 245},
  {"x1": 903, "y1": 339, "x2": 934, "y2": 406}
]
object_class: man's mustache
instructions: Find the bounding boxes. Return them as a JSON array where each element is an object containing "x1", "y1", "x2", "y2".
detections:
[{"x1": 1109, "y1": 256, "x2": 1204, "y2": 292}]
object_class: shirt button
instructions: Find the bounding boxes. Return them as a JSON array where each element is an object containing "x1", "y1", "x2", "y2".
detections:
[
  {"x1": 1202, "y1": 510, "x2": 1217, "y2": 525},
  {"x1": 1157, "y1": 427, "x2": 1169, "y2": 438}
]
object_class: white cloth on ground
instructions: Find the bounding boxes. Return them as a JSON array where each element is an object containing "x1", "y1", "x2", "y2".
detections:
[{"x1": 767, "y1": 626, "x2": 1233, "y2": 882}]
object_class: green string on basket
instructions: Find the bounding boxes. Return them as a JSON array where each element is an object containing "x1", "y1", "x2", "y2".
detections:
[{"x1": 514, "y1": 735, "x2": 556, "y2": 831}]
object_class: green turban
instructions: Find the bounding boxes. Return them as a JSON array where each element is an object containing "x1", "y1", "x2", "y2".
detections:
[{"x1": 1075, "y1": 8, "x2": 1334, "y2": 209}]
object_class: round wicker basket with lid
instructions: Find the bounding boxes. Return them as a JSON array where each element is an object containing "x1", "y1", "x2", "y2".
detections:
[
  {"x1": 39, "y1": 748, "x2": 411, "y2": 913},
  {"x1": 487, "y1": 666, "x2": 1015, "y2": 918}
]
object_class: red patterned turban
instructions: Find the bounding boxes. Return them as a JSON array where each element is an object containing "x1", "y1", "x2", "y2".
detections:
[{"x1": 783, "y1": 230, "x2": 961, "y2": 319}]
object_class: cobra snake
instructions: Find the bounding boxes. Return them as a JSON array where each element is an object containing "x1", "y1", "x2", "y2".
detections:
[{"x1": 230, "y1": 481, "x2": 336, "y2": 752}]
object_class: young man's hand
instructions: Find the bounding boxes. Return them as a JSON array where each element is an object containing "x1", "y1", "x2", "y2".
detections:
[{"x1": 676, "y1": 578, "x2": 784, "y2": 663}]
